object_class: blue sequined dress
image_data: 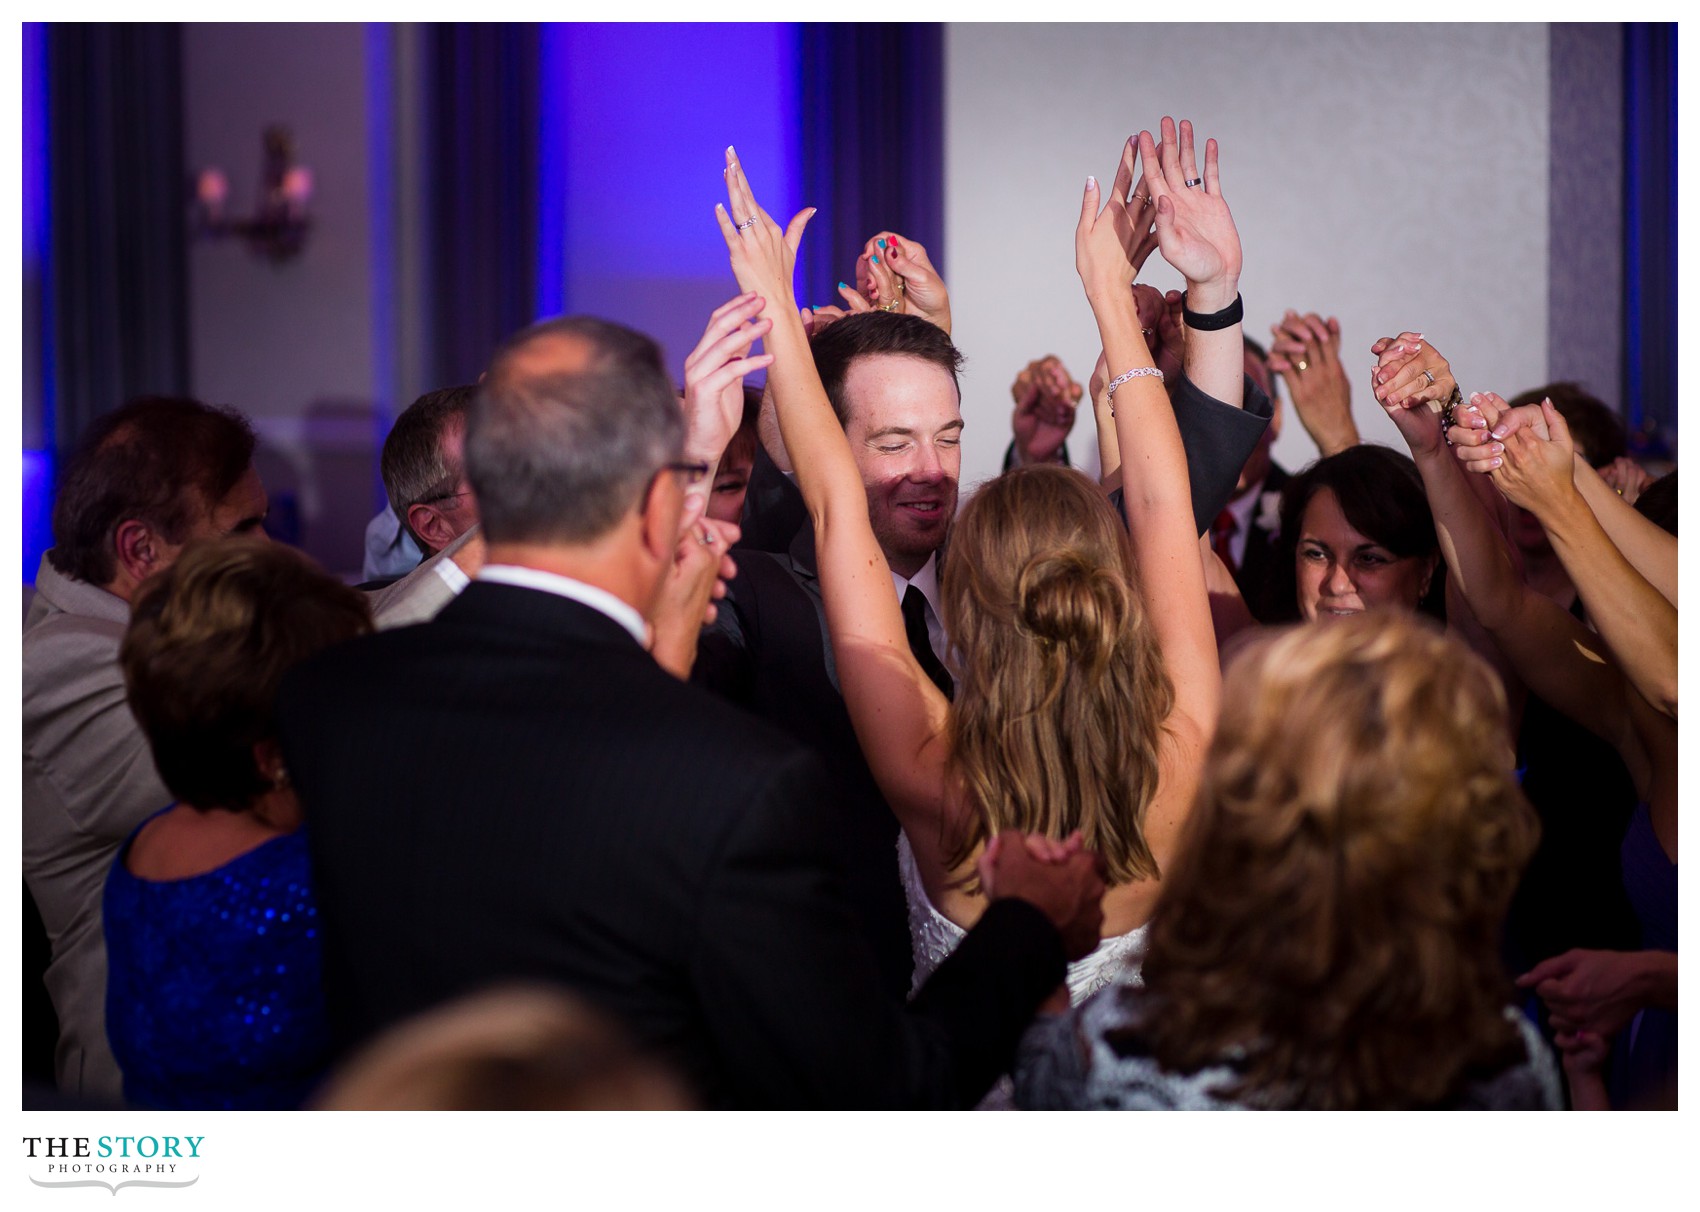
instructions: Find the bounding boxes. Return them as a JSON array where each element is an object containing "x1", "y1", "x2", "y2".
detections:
[{"x1": 103, "y1": 818, "x2": 330, "y2": 1109}]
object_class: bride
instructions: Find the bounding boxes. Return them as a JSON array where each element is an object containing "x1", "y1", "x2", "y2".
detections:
[{"x1": 715, "y1": 117, "x2": 1239, "y2": 1005}]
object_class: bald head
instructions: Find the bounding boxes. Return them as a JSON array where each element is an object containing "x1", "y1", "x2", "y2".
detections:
[{"x1": 466, "y1": 316, "x2": 685, "y2": 547}]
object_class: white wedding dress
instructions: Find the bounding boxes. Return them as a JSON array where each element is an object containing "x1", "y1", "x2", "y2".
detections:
[{"x1": 896, "y1": 831, "x2": 1147, "y2": 1109}]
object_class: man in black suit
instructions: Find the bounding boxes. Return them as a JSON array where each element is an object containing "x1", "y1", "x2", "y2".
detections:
[
  {"x1": 697, "y1": 310, "x2": 1272, "y2": 998},
  {"x1": 278, "y1": 315, "x2": 1106, "y2": 1109}
]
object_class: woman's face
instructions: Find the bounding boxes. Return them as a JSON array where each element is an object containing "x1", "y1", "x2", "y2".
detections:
[
  {"x1": 1294, "y1": 488, "x2": 1435, "y2": 622},
  {"x1": 704, "y1": 451, "x2": 754, "y2": 525}
]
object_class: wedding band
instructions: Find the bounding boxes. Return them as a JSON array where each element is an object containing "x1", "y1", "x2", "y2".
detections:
[
  {"x1": 1295, "y1": 359, "x2": 1309, "y2": 372},
  {"x1": 878, "y1": 299, "x2": 900, "y2": 312},
  {"x1": 1184, "y1": 177, "x2": 1203, "y2": 188},
  {"x1": 1424, "y1": 369, "x2": 1436, "y2": 385},
  {"x1": 1131, "y1": 193, "x2": 1149, "y2": 207},
  {"x1": 735, "y1": 216, "x2": 757, "y2": 232}
]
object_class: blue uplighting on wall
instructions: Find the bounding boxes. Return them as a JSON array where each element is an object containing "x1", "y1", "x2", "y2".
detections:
[
  {"x1": 24, "y1": 451, "x2": 56, "y2": 581},
  {"x1": 540, "y1": 23, "x2": 801, "y2": 374},
  {"x1": 535, "y1": 24, "x2": 569, "y2": 319},
  {"x1": 24, "y1": 22, "x2": 56, "y2": 583}
]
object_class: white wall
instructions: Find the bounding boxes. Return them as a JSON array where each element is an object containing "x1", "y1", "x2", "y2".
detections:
[{"x1": 944, "y1": 23, "x2": 1550, "y2": 490}]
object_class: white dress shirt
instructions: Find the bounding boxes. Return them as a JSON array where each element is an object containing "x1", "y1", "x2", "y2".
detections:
[
  {"x1": 892, "y1": 551, "x2": 948, "y2": 670},
  {"x1": 478, "y1": 564, "x2": 648, "y2": 646}
]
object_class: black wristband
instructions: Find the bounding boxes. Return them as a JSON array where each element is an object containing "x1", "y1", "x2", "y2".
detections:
[{"x1": 1182, "y1": 291, "x2": 1244, "y2": 331}]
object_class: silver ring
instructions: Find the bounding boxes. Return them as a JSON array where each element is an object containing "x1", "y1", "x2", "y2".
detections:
[
  {"x1": 698, "y1": 527, "x2": 716, "y2": 546},
  {"x1": 1184, "y1": 177, "x2": 1203, "y2": 188},
  {"x1": 735, "y1": 216, "x2": 757, "y2": 232},
  {"x1": 1424, "y1": 369, "x2": 1436, "y2": 385}
]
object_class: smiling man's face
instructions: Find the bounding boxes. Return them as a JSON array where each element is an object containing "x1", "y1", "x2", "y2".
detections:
[{"x1": 841, "y1": 353, "x2": 963, "y2": 580}]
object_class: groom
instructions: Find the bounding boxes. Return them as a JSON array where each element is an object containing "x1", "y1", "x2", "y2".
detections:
[{"x1": 278, "y1": 313, "x2": 1106, "y2": 1108}]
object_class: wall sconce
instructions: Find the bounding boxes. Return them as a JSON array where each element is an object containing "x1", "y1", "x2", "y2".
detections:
[{"x1": 192, "y1": 125, "x2": 313, "y2": 262}]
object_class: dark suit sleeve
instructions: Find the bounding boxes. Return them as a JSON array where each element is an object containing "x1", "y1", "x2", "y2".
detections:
[
  {"x1": 1109, "y1": 371, "x2": 1272, "y2": 537},
  {"x1": 1002, "y1": 440, "x2": 1071, "y2": 473},
  {"x1": 688, "y1": 750, "x2": 1065, "y2": 1108},
  {"x1": 690, "y1": 584, "x2": 755, "y2": 708}
]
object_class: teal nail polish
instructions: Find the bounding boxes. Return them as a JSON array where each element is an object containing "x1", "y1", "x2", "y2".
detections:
[
  {"x1": 877, "y1": 238, "x2": 887, "y2": 249},
  {"x1": 838, "y1": 281, "x2": 848, "y2": 290},
  {"x1": 871, "y1": 255, "x2": 880, "y2": 264}
]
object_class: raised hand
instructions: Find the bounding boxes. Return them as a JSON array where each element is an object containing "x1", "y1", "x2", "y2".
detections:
[
  {"x1": 715, "y1": 145, "x2": 815, "y2": 312},
  {"x1": 1076, "y1": 136, "x2": 1147, "y2": 300},
  {"x1": 1268, "y1": 310, "x2": 1358, "y2": 456},
  {"x1": 648, "y1": 517, "x2": 741, "y2": 678},
  {"x1": 1010, "y1": 355, "x2": 1082, "y2": 465},
  {"x1": 1492, "y1": 399, "x2": 1581, "y2": 519},
  {"x1": 1447, "y1": 392, "x2": 1551, "y2": 474},
  {"x1": 1370, "y1": 331, "x2": 1456, "y2": 411},
  {"x1": 1138, "y1": 117, "x2": 1242, "y2": 309},
  {"x1": 855, "y1": 232, "x2": 953, "y2": 333},
  {"x1": 1367, "y1": 331, "x2": 1450, "y2": 456},
  {"x1": 681, "y1": 293, "x2": 774, "y2": 522},
  {"x1": 1599, "y1": 456, "x2": 1653, "y2": 506}
]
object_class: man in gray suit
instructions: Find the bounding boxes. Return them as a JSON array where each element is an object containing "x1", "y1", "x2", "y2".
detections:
[{"x1": 24, "y1": 396, "x2": 268, "y2": 1100}]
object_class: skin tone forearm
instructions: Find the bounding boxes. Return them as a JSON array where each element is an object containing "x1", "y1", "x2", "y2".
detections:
[{"x1": 1492, "y1": 404, "x2": 1676, "y2": 720}]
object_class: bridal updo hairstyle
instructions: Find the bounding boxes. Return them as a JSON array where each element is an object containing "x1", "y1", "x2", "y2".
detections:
[
  {"x1": 1133, "y1": 615, "x2": 1538, "y2": 1108},
  {"x1": 940, "y1": 465, "x2": 1173, "y2": 886}
]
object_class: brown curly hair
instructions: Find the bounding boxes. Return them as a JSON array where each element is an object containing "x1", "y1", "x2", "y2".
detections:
[
  {"x1": 939, "y1": 465, "x2": 1173, "y2": 886},
  {"x1": 1134, "y1": 614, "x2": 1538, "y2": 1108}
]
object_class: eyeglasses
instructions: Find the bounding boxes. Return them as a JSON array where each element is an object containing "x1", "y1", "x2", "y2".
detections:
[
  {"x1": 419, "y1": 487, "x2": 473, "y2": 507},
  {"x1": 661, "y1": 460, "x2": 711, "y2": 489}
]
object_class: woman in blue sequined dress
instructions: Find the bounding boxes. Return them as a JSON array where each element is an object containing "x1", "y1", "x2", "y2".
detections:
[{"x1": 105, "y1": 539, "x2": 371, "y2": 1109}]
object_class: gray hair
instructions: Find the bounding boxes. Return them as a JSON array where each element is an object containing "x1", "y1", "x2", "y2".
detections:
[
  {"x1": 381, "y1": 385, "x2": 477, "y2": 545},
  {"x1": 467, "y1": 316, "x2": 684, "y2": 546}
]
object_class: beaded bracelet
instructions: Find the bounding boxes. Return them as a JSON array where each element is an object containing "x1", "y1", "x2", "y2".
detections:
[{"x1": 1105, "y1": 366, "x2": 1164, "y2": 417}]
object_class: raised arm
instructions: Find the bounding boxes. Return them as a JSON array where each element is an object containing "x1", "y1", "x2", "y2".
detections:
[
  {"x1": 1384, "y1": 381, "x2": 1643, "y2": 771},
  {"x1": 1266, "y1": 310, "x2": 1360, "y2": 455},
  {"x1": 1160, "y1": 120, "x2": 1242, "y2": 412},
  {"x1": 1492, "y1": 403, "x2": 1677, "y2": 720},
  {"x1": 715, "y1": 148, "x2": 956, "y2": 832},
  {"x1": 1096, "y1": 119, "x2": 1225, "y2": 741},
  {"x1": 1451, "y1": 401, "x2": 1677, "y2": 606}
]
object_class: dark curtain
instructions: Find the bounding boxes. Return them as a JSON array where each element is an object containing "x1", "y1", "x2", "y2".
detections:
[
  {"x1": 46, "y1": 23, "x2": 189, "y2": 456},
  {"x1": 1623, "y1": 23, "x2": 1677, "y2": 452},
  {"x1": 425, "y1": 23, "x2": 541, "y2": 386},
  {"x1": 797, "y1": 24, "x2": 945, "y2": 307}
]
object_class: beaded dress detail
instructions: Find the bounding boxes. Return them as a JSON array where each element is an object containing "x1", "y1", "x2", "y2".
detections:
[
  {"x1": 104, "y1": 822, "x2": 329, "y2": 1110},
  {"x1": 896, "y1": 831, "x2": 1147, "y2": 1001}
]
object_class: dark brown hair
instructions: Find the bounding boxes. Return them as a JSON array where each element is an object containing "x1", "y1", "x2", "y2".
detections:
[
  {"x1": 1275, "y1": 445, "x2": 1444, "y2": 621},
  {"x1": 808, "y1": 311, "x2": 964, "y2": 428},
  {"x1": 121, "y1": 539, "x2": 372, "y2": 812},
  {"x1": 1134, "y1": 615, "x2": 1539, "y2": 1108},
  {"x1": 49, "y1": 396, "x2": 257, "y2": 586}
]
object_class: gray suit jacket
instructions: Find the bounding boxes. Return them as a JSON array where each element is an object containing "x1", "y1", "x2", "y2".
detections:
[
  {"x1": 367, "y1": 526, "x2": 480, "y2": 630},
  {"x1": 23, "y1": 556, "x2": 171, "y2": 1100}
]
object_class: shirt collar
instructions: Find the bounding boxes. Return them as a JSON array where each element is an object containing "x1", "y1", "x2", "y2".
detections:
[
  {"x1": 476, "y1": 565, "x2": 648, "y2": 646},
  {"x1": 891, "y1": 550, "x2": 943, "y2": 619}
]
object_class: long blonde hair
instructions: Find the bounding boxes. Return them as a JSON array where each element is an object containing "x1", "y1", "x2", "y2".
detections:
[
  {"x1": 940, "y1": 466, "x2": 1173, "y2": 886},
  {"x1": 1137, "y1": 615, "x2": 1538, "y2": 1108}
]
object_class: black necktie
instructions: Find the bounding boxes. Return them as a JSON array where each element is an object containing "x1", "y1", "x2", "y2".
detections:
[{"x1": 902, "y1": 585, "x2": 955, "y2": 701}]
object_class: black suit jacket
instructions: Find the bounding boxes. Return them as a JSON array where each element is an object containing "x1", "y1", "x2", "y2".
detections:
[
  {"x1": 1229, "y1": 462, "x2": 1292, "y2": 623},
  {"x1": 277, "y1": 583, "x2": 1064, "y2": 1108}
]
